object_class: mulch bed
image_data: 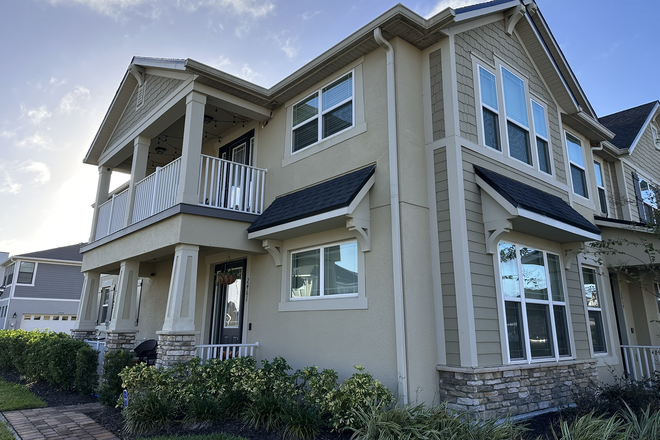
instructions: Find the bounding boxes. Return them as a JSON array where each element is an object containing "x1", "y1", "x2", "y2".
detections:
[{"x1": 1, "y1": 371, "x2": 564, "y2": 439}]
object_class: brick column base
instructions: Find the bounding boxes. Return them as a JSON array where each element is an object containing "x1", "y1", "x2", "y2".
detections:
[
  {"x1": 155, "y1": 331, "x2": 198, "y2": 368},
  {"x1": 105, "y1": 331, "x2": 138, "y2": 354},
  {"x1": 437, "y1": 359, "x2": 598, "y2": 419},
  {"x1": 70, "y1": 329, "x2": 98, "y2": 341}
]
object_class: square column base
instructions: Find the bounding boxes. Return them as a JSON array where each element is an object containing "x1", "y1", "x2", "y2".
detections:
[
  {"x1": 70, "y1": 329, "x2": 98, "y2": 341},
  {"x1": 156, "y1": 331, "x2": 198, "y2": 368},
  {"x1": 105, "y1": 331, "x2": 138, "y2": 353}
]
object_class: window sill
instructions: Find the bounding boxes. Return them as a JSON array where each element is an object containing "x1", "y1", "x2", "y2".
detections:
[
  {"x1": 282, "y1": 122, "x2": 367, "y2": 167},
  {"x1": 279, "y1": 296, "x2": 367, "y2": 312}
]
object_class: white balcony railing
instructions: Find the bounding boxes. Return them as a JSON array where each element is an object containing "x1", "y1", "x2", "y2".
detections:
[
  {"x1": 196, "y1": 342, "x2": 259, "y2": 363},
  {"x1": 132, "y1": 158, "x2": 181, "y2": 224},
  {"x1": 199, "y1": 155, "x2": 266, "y2": 214},
  {"x1": 93, "y1": 155, "x2": 266, "y2": 241},
  {"x1": 621, "y1": 345, "x2": 660, "y2": 382},
  {"x1": 95, "y1": 189, "x2": 129, "y2": 241}
]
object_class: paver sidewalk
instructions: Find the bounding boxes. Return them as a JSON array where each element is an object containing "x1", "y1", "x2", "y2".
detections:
[{"x1": 2, "y1": 403, "x2": 118, "y2": 440}]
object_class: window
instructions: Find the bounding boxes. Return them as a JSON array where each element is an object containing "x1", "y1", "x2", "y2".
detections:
[
  {"x1": 652, "y1": 124, "x2": 660, "y2": 150},
  {"x1": 98, "y1": 286, "x2": 114, "y2": 325},
  {"x1": 291, "y1": 241, "x2": 358, "y2": 299},
  {"x1": 633, "y1": 173, "x2": 657, "y2": 224},
  {"x1": 479, "y1": 67, "x2": 500, "y2": 151},
  {"x1": 3, "y1": 264, "x2": 14, "y2": 286},
  {"x1": 502, "y1": 67, "x2": 531, "y2": 165},
  {"x1": 582, "y1": 267, "x2": 607, "y2": 353},
  {"x1": 532, "y1": 101, "x2": 551, "y2": 174},
  {"x1": 566, "y1": 132, "x2": 588, "y2": 198},
  {"x1": 292, "y1": 73, "x2": 353, "y2": 153},
  {"x1": 499, "y1": 242, "x2": 571, "y2": 362},
  {"x1": 16, "y1": 262, "x2": 36, "y2": 284},
  {"x1": 655, "y1": 283, "x2": 660, "y2": 316},
  {"x1": 593, "y1": 161, "x2": 608, "y2": 215}
]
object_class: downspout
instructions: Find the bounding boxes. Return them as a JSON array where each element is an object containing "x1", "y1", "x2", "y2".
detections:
[{"x1": 374, "y1": 27, "x2": 408, "y2": 404}]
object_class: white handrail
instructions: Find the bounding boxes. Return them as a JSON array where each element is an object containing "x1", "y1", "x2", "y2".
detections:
[
  {"x1": 199, "y1": 155, "x2": 266, "y2": 214},
  {"x1": 196, "y1": 342, "x2": 260, "y2": 362},
  {"x1": 620, "y1": 345, "x2": 660, "y2": 382}
]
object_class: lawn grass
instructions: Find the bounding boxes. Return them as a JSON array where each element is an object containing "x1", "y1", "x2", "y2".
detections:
[
  {"x1": 0, "y1": 422, "x2": 15, "y2": 440},
  {"x1": 138, "y1": 435, "x2": 249, "y2": 440},
  {"x1": 0, "y1": 379, "x2": 47, "y2": 411}
]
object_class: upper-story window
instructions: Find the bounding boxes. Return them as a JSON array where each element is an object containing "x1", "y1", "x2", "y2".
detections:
[
  {"x1": 16, "y1": 262, "x2": 36, "y2": 284},
  {"x1": 566, "y1": 132, "x2": 588, "y2": 198},
  {"x1": 498, "y1": 242, "x2": 571, "y2": 363},
  {"x1": 652, "y1": 124, "x2": 660, "y2": 150},
  {"x1": 593, "y1": 161, "x2": 608, "y2": 216},
  {"x1": 292, "y1": 72, "x2": 354, "y2": 154},
  {"x1": 582, "y1": 267, "x2": 607, "y2": 354},
  {"x1": 2, "y1": 264, "x2": 14, "y2": 286},
  {"x1": 633, "y1": 173, "x2": 657, "y2": 224},
  {"x1": 476, "y1": 63, "x2": 552, "y2": 174}
]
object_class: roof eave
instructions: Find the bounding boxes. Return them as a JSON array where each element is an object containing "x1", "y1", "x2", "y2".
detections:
[{"x1": 628, "y1": 101, "x2": 660, "y2": 154}]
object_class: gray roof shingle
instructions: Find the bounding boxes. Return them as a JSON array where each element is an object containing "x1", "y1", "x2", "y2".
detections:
[
  {"x1": 248, "y1": 165, "x2": 375, "y2": 233},
  {"x1": 599, "y1": 101, "x2": 657, "y2": 150},
  {"x1": 474, "y1": 166, "x2": 600, "y2": 235},
  {"x1": 15, "y1": 243, "x2": 83, "y2": 262}
]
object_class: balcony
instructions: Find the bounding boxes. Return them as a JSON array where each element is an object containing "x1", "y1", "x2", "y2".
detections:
[{"x1": 94, "y1": 155, "x2": 266, "y2": 241}]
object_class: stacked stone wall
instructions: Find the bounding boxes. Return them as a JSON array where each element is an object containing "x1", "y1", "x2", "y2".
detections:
[
  {"x1": 156, "y1": 331, "x2": 197, "y2": 368},
  {"x1": 438, "y1": 360, "x2": 598, "y2": 419}
]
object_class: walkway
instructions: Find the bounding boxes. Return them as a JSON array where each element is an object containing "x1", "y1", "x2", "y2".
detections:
[{"x1": 2, "y1": 403, "x2": 118, "y2": 440}]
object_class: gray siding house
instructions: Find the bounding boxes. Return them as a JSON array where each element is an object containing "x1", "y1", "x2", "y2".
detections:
[
  {"x1": 71, "y1": 0, "x2": 660, "y2": 419},
  {"x1": 1, "y1": 244, "x2": 84, "y2": 332}
]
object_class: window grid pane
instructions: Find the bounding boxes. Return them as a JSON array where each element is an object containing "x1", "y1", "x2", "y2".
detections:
[
  {"x1": 537, "y1": 138, "x2": 551, "y2": 174},
  {"x1": 483, "y1": 108, "x2": 500, "y2": 151},
  {"x1": 521, "y1": 248, "x2": 547, "y2": 300},
  {"x1": 566, "y1": 133, "x2": 585, "y2": 167},
  {"x1": 508, "y1": 122, "x2": 531, "y2": 165},
  {"x1": 589, "y1": 311, "x2": 607, "y2": 353},
  {"x1": 322, "y1": 74, "x2": 352, "y2": 111},
  {"x1": 502, "y1": 68, "x2": 529, "y2": 126},
  {"x1": 291, "y1": 249, "x2": 320, "y2": 298},
  {"x1": 554, "y1": 305, "x2": 571, "y2": 356},
  {"x1": 570, "y1": 165, "x2": 588, "y2": 198},
  {"x1": 323, "y1": 242, "x2": 358, "y2": 296},
  {"x1": 293, "y1": 94, "x2": 319, "y2": 127},
  {"x1": 532, "y1": 101, "x2": 547, "y2": 139},
  {"x1": 323, "y1": 102, "x2": 352, "y2": 138},
  {"x1": 499, "y1": 242, "x2": 520, "y2": 298},
  {"x1": 479, "y1": 67, "x2": 498, "y2": 110},
  {"x1": 505, "y1": 301, "x2": 525, "y2": 360},
  {"x1": 526, "y1": 303, "x2": 553, "y2": 358},
  {"x1": 292, "y1": 119, "x2": 319, "y2": 152}
]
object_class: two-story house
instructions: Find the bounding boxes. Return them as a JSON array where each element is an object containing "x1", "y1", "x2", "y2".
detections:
[
  {"x1": 1, "y1": 244, "x2": 84, "y2": 332},
  {"x1": 73, "y1": 0, "x2": 658, "y2": 418}
]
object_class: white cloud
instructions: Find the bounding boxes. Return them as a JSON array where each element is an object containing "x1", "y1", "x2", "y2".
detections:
[
  {"x1": 1, "y1": 130, "x2": 16, "y2": 139},
  {"x1": 60, "y1": 86, "x2": 91, "y2": 113},
  {"x1": 19, "y1": 161, "x2": 51, "y2": 186},
  {"x1": 25, "y1": 105, "x2": 52, "y2": 125},
  {"x1": 15, "y1": 132, "x2": 53, "y2": 150},
  {"x1": 49, "y1": 77, "x2": 67, "y2": 86},
  {"x1": 300, "y1": 10, "x2": 322, "y2": 21},
  {"x1": 210, "y1": 55, "x2": 232, "y2": 70},
  {"x1": 272, "y1": 32, "x2": 299, "y2": 59},
  {"x1": 0, "y1": 174, "x2": 21, "y2": 194},
  {"x1": 178, "y1": 0, "x2": 274, "y2": 18},
  {"x1": 47, "y1": 0, "x2": 156, "y2": 19},
  {"x1": 240, "y1": 64, "x2": 260, "y2": 82},
  {"x1": 424, "y1": 0, "x2": 477, "y2": 18}
]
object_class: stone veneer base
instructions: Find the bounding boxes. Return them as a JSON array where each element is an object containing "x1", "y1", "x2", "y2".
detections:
[
  {"x1": 104, "y1": 331, "x2": 138, "y2": 353},
  {"x1": 437, "y1": 359, "x2": 598, "y2": 419},
  {"x1": 70, "y1": 329, "x2": 98, "y2": 341},
  {"x1": 156, "y1": 331, "x2": 199, "y2": 368}
]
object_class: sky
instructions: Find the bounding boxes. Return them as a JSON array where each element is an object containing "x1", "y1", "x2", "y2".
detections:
[{"x1": 0, "y1": 0, "x2": 659, "y2": 256}]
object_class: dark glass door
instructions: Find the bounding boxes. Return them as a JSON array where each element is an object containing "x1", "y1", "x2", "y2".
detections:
[{"x1": 210, "y1": 259, "x2": 247, "y2": 345}]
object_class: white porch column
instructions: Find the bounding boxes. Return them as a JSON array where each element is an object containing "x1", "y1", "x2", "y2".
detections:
[
  {"x1": 107, "y1": 260, "x2": 140, "y2": 332},
  {"x1": 176, "y1": 91, "x2": 206, "y2": 205},
  {"x1": 71, "y1": 271, "x2": 100, "y2": 340},
  {"x1": 124, "y1": 136, "x2": 150, "y2": 227},
  {"x1": 89, "y1": 166, "x2": 112, "y2": 242},
  {"x1": 162, "y1": 244, "x2": 199, "y2": 332}
]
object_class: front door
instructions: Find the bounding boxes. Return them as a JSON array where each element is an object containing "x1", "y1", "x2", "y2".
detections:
[{"x1": 210, "y1": 259, "x2": 247, "y2": 345}]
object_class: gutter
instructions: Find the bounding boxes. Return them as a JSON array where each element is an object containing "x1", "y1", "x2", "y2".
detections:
[{"x1": 374, "y1": 27, "x2": 408, "y2": 405}]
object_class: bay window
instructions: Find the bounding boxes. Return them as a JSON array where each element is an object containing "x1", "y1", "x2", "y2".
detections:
[
  {"x1": 499, "y1": 242, "x2": 571, "y2": 362},
  {"x1": 292, "y1": 72, "x2": 354, "y2": 153},
  {"x1": 566, "y1": 132, "x2": 588, "y2": 198},
  {"x1": 582, "y1": 267, "x2": 607, "y2": 353}
]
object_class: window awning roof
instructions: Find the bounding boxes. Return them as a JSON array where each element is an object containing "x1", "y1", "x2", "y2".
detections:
[
  {"x1": 475, "y1": 166, "x2": 601, "y2": 252},
  {"x1": 247, "y1": 165, "x2": 375, "y2": 241}
]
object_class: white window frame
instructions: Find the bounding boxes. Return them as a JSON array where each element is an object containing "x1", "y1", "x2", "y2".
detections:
[
  {"x1": 593, "y1": 159, "x2": 608, "y2": 216},
  {"x1": 501, "y1": 66, "x2": 533, "y2": 167},
  {"x1": 497, "y1": 241, "x2": 573, "y2": 364},
  {"x1": 16, "y1": 261, "x2": 37, "y2": 286},
  {"x1": 580, "y1": 266, "x2": 608, "y2": 355},
  {"x1": 3, "y1": 263, "x2": 14, "y2": 286},
  {"x1": 291, "y1": 71, "x2": 355, "y2": 155},
  {"x1": 652, "y1": 123, "x2": 660, "y2": 150},
  {"x1": 531, "y1": 99, "x2": 552, "y2": 175},
  {"x1": 477, "y1": 64, "x2": 501, "y2": 152},
  {"x1": 279, "y1": 230, "x2": 367, "y2": 312},
  {"x1": 565, "y1": 131, "x2": 589, "y2": 200}
]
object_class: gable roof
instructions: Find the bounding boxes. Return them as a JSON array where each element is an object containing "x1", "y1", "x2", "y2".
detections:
[
  {"x1": 248, "y1": 165, "x2": 376, "y2": 233},
  {"x1": 13, "y1": 244, "x2": 83, "y2": 263},
  {"x1": 599, "y1": 101, "x2": 659, "y2": 151},
  {"x1": 475, "y1": 166, "x2": 600, "y2": 235}
]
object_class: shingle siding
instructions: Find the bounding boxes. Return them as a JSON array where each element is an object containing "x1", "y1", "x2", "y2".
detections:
[
  {"x1": 430, "y1": 49, "x2": 445, "y2": 141},
  {"x1": 454, "y1": 21, "x2": 566, "y2": 185},
  {"x1": 628, "y1": 126, "x2": 660, "y2": 184},
  {"x1": 108, "y1": 74, "x2": 184, "y2": 148},
  {"x1": 13, "y1": 264, "x2": 83, "y2": 301},
  {"x1": 435, "y1": 148, "x2": 460, "y2": 365}
]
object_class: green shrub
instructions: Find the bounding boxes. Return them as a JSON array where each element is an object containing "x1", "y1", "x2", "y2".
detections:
[
  {"x1": 75, "y1": 344, "x2": 100, "y2": 396},
  {"x1": 122, "y1": 389, "x2": 178, "y2": 435},
  {"x1": 619, "y1": 403, "x2": 660, "y2": 440},
  {"x1": 552, "y1": 410, "x2": 626, "y2": 440},
  {"x1": 99, "y1": 349, "x2": 135, "y2": 406}
]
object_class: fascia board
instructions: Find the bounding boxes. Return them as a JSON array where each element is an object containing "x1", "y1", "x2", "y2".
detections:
[
  {"x1": 347, "y1": 174, "x2": 375, "y2": 214},
  {"x1": 518, "y1": 207, "x2": 601, "y2": 241},
  {"x1": 132, "y1": 57, "x2": 186, "y2": 70},
  {"x1": 628, "y1": 102, "x2": 660, "y2": 155},
  {"x1": 453, "y1": 0, "x2": 521, "y2": 22},
  {"x1": 247, "y1": 207, "x2": 349, "y2": 240},
  {"x1": 575, "y1": 111, "x2": 615, "y2": 141}
]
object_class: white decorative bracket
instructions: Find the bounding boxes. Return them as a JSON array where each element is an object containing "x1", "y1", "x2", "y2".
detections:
[
  {"x1": 505, "y1": 4, "x2": 526, "y2": 36},
  {"x1": 262, "y1": 239, "x2": 283, "y2": 266},
  {"x1": 347, "y1": 217, "x2": 371, "y2": 252},
  {"x1": 561, "y1": 242, "x2": 584, "y2": 270},
  {"x1": 128, "y1": 65, "x2": 145, "y2": 87},
  {"x1": 484, "y1": 219, "x2": 513, "y2": 254},
  {"x1": 526, "y1": 2, "x2": 538, "y2": 17}
]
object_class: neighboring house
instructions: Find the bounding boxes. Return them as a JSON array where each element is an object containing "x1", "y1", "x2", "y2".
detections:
[
  {"x1": 71, "y1": 0, "x2": 660, "y2": 418},
  {"x1": 0, "y1": 244, "x2": 84, "y2": 332}
]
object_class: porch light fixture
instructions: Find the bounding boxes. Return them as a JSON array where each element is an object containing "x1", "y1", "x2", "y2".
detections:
[
  {"x1": 204, "y1": 115, "x2": 214, "y2": 124},
  {"x1": 12, "y1": 313, "x2": 16, "y2": 319},
  {"x1": 155, "y1": 146, "x2": 166, "y2": 154}
]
